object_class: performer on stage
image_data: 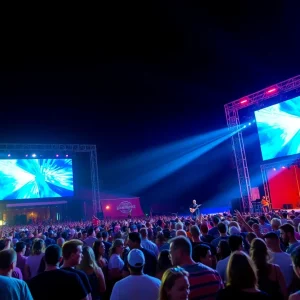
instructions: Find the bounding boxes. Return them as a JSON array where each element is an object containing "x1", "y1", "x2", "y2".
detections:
[
  {"x1": 189, "y1": 199, "x2": 201, "y2": 219},
  {"x1": 261, "y1": 196, "x2": 270, "y2": 213}
]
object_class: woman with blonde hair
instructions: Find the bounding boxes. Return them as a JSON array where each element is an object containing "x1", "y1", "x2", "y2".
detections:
[
  {"x1": 159, "y1": 267, "x2": 189, "y2": 300},
  {"x1": 217, "y1": 251, "x2": 270, "y2": 299},
  {"x1": 77, "y1": 246, "x2": 106, "y2": 300},
  {"x1": 250, "y1": 238, "x2": 287, "y2": 300},
  {"x1": 24, "y1": 238, "x2": 45, "y2": 280},
  {"x1": 108, "y1": 239, "x2": 124, "y2": 281}
]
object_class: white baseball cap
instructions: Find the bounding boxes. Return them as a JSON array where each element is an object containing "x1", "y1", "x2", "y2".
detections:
[{"x1": 128, "y1": 249, "x2": 145, "y2": 267}]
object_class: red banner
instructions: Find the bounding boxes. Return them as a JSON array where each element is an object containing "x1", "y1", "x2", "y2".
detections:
[{"x1": 100, "y1": 198, "x2": 144, "y2": 218}]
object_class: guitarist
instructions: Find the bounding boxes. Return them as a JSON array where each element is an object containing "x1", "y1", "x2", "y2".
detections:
[{"x1": 189, "y1": 199, "x2": 201, "y2": 219}]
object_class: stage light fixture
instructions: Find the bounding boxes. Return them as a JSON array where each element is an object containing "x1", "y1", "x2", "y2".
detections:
[
  {"x1": 267, "y1": 88, "x2": 277, "y2": 93},
  {"x1": 105, "y1": 205, "x2": 110, "y2": 210},
  {"x1": 248, "y1": 123, "x2": 251, "y2": 126},
  {"x1": 56, "y1": 154, "x2": 59, "y2": 157},
  {"x1": 240, "y1": 99, "x2": 247, "y2": 104},
  {"x1": 32, "y1": 154, "x2": 36, "y2": 158},
  {"x1": 282, "y1": 166, "x2": 285, "y2": 169},
  {"x1": 273, "y1": 168, "x2": 276, "y2": 171},
  {"x1": 66, "y1": 154, "x2": 69, "y2": 157},
  {"x1": 7, "y1": 154, "x2": 11, "y2": 157},
  {"x1": 25, "y1": 154, "x2": 28, "y2": 157}
]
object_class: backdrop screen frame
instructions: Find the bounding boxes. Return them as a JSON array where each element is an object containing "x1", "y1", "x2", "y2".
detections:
[
  {"x1": 0, "y1": 158, "x2": 74, "y2": 200},
  {"x1": 254, "y1": 95, "x2": 300, "y2": 161}
]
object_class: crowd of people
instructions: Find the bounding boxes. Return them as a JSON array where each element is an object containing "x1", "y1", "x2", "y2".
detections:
[{"x1": 1, "y1": 209, "x2": 300, "y2": 299}]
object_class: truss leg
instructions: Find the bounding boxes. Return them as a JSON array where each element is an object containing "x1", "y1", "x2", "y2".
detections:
[
  {"x1": 225, "y1": 109, "x2": 252, "y2": 212},
  {"x1": 90, "y1": 148, "x2": 101, "y2": 215}
]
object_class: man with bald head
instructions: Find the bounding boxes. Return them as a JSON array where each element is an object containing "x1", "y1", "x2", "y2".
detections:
[
  {"x1": 57, "y1": 237, "x2": 65, "y2": 248},
  {"x1": 0, "y1": 249, "x2": 33, "y2": 299}
]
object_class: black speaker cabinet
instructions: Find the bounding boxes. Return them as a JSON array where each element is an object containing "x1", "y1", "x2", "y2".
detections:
[{"x1": 283, "y1": 204, "x2": 293, "y2": 209}]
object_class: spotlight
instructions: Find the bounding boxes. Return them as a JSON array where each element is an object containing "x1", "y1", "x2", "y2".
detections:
[
  {"x1": 243, "y1": 125, "x2": 246, "y2": 128},
  {"x1": 7, "y1": 154, "x2": 11, "y2": 157},
  {"x1": 66, "y1": 154, "x2": 69, "y2": 157},
  {"x1": 282, "y1": 166, "x2": 285, "y2": 169},
  {"x1": 56, "y1": 154, "x2": 59, "y2": 157},
  {"x1": 32, "y1": 154, "x2": 36, "y2": 158},
  {"x1": 273, "y1": 168, "x2": 276, "y2": 171},
  {"x1": 248, "y1": 123, "x2": 251, "y2": 126},
  {"x1": 25, "y1": 154, "x2": 28, "y2": 157},
  {"x1": 105, "y1": 205, "x2": 110, "y2": 210}
]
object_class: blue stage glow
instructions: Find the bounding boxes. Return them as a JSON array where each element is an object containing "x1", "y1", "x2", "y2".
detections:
[
  {"x1": 255, "y1": 95, "x2": 300, "y2": 160},
  {"x1": 0, "y1": 159, "x2": 74, "y2": 200}
]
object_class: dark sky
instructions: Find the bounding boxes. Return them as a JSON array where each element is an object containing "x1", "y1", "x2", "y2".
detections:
[{"x1": 0, "y1": 2, "x2": 299, "y2": 210}]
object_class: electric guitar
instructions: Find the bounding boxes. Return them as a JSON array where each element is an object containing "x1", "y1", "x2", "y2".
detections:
[{"x1": 190, "y1": 204, "x2": 202, "y2": 213}]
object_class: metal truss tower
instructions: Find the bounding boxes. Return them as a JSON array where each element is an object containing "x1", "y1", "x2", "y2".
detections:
[
  {"x1": 0, "y1": 143, "x2": 101, "y2": 215},
  {"x1": 224, "y1": 75, "x2": 300, "y2": 212}
]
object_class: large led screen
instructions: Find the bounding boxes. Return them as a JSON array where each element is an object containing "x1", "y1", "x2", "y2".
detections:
[
  {"x1": 0, "y1": 159, "x2": 74, "y2": 200},
  {"x1": 254, "y1": 95, "x2": 300, "y2": 161}
]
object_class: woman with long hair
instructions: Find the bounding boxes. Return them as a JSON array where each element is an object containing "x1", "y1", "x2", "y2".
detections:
[
  {"x1": 156, "y1": 250, "x2": 172, "y2": 280},
  {"x1": 93, "y1": 240, "x2": 108, "y2": 278},
  {"x1": 108, "y1": 239, "x2": 124, "y2": 281},
  {"x1": 250, "y1": 238, "x2": 287, "y2": 300},
  {"x1": 217, "y1": 251, "x2": 270, "y2": 299},
  {"x1": 24, "y1": 238, "x2": 45, "y2": 280},
  {"x1": 159, "y1": 267, "x2": 189, "y2": 300},
  {"x1": 77, "y1": 246, "x2": 106, "y2": 300}
]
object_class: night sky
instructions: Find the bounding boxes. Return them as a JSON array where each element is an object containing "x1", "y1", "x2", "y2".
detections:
[{"x1": 0, "y1": 2, "x2": 300, "y2": 212}]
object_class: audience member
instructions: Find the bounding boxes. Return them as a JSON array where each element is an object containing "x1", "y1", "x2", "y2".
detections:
[
  {"x1": 265, "y1": 231, "x2": 293, "y2": 287},
  {"x1": 140, "y1": 228, "x2": 159, "y2": 257},
  {"x1": 77, "y1": 246, "x2": 106, "y2": 300},
  {"x1": 159, "y1": 267, "x2": 189, "y2": 300},
  {"x1": 216, "y1": 235, "x2": 243, "y2": 282},
  {"x1": 192, "y1": 244, "x2": 212, "y2": 267},
  {"x1": 61, "y1": 239, "x2": 92, "y2": 299},
  {"x1": 169, "y1": 236, "x2": 223, "y2": 299},
  {"x1": 250, "y1": 238, "x2": 287, "y2": 300},
  {"x1": 24, "y1": 239, "x2": 45, "y2": 280},
  {"x1": 123, "y1": 232, "x2": 157, "y2": 277},
  {"x1": 28, "y1": 244, "x2": 88, "y2": 300},
  {"x1": 111, "y1": 249, "x2": 161, "y2": 300},
  {"x1": 280, "y1": 224, "x2": 300, "y2": 254},
  {"x1": 156, "y1": 249, "x2": 172, "y2": 280},
  {"x1": 216, "y1": 251, "x2": 270, "y2": 299},
  {"x1": 0, "y1": 249, "x2": 33, "y2": 300}
]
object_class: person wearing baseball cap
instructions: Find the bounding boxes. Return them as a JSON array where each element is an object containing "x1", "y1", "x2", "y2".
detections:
[{"x1": 110, "y1": 249, "x2": 160, "y2": 300}]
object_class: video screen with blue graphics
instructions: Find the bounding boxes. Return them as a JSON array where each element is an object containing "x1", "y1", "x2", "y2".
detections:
[
  {"x1": 254, "y1": 95, "x2": 300, "y2": 161},
  {"x1": 0, "y1": 159, "x2": 74, "y2": 200}
]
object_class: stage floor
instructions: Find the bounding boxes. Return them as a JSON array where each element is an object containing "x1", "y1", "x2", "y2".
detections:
[{"x1": 286, "y1": 209, "x2": 300, "y2": 213}]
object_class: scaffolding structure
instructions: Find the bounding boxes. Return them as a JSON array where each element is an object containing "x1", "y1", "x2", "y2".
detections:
[
  {"x1": 224, "y1": 75, "x2": 300, "y2": 212},
  {"x1": 0, "y1": 143, "x2": 100, "y2": 215}
]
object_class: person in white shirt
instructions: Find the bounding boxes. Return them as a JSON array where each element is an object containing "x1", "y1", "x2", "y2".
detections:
[
  {"x1": 108, "y1": 239, "x2": 125, "y2": 281},
  {"x1": 83, "y1": 227, "x2": 97, "y2": 248},
  {"x1": 265, "y1": 232, "x2": 293, "y2": 287},
  {"x1": 140, "y1": 228, "x2": 159, "y2": 257},
  {"x1": 0, "y1": 249, "x2": 33, "y2": 300},
  {"x1": 216, "y1": 235, "x2": 243, "y2": 282},
  {"x1": 110, "y1": 249, "x2": 160, "y2": 300}
]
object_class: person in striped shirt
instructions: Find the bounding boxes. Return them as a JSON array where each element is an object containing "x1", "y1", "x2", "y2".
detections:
[{"x1": 169, "y1": 236, "x2": 223, "y2": 299}]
